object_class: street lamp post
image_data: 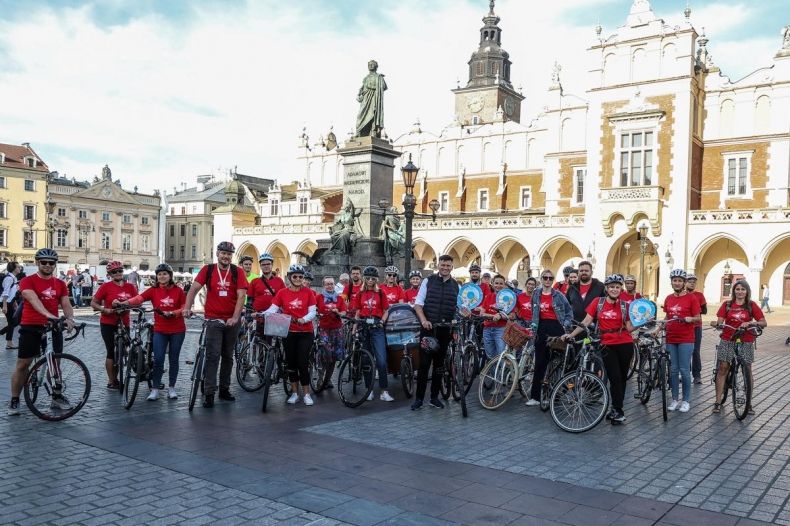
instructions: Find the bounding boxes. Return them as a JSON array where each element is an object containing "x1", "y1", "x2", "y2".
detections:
[
  {"x1": 638, "y1": 223, "x2": 649, "y2": 296},
  {"x1": 401, "y1": 154, "x2": 419, "y2": 278}
]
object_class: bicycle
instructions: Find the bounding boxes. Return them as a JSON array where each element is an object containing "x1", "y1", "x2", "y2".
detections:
[
  {"x1": 714, "y1": 323, "x2": 761, "y2": 420},
  {"x1": 107, "y1": 310, "x2": 132, "y2": 392},
  {"x1": 636, "y1": 319, "x2": 682, "y2": 422},
  {"x1": 235, "y1": 312, "x2": 267, "y2": 392},
  {"x1": 478, "y1": 332, "x2": 534, "y2": 410},
  {"x1": 188, "y1": 316, "x2": 220, "y2": 412},
  {"x1": 540, "y1": 337, "x2": 576, "y2": 412},
  {"x1": 120, "y1": 308, "x2": 155, "y2": 410},
  {"x1": 435, "y1": 320, "x2": 470, "y2": 418},
  {"x1": 336, "y1": 317, "x2": 377, "y2": 408},
  {"x1": 549, "y1": 328, "x2": 610, "y2": 433},
  {"x1": 309, "y1": 320, "x2": 333, "y2": 395},
  {"x1": 22, "y1": 317, "x2": 90, "y2": 421}
]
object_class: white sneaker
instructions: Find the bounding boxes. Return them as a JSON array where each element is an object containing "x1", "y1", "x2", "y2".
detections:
[
  {"x1": 303, "y1": 394, "x2": 314, "y2": 406},
  {"x1": 367, "y1": 391, "x2": 375, "y2": 401},
  {"x1": 667, "y1": 399, "x2": 680, "y2": 411},
  {"x1": 679, "y1": 401, "x2": 690, "y2": 413},
  {"x1": 380, "y1": 391, "x2": 394, "y2": 402},
  {"x1": 287, "y1": 393, "x2": 299, "y2": 404},
  {"x1": 525, "y1": 399, "x2": 540, "y2": 407},
  {"x1": 167, "y1": 387, "x2": 178, "y2": 400},
  {"x1": 147, "y1": 389, "x2": 159, "y2": 401}
]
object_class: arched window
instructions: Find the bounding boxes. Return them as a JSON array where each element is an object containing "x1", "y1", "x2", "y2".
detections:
[
  {"x1": 754, "y1": 95, "x2": 771, "y2": 132},
  {"x1": 603, "y1": 53, "x2": 616, "y2": 84},
  {"x1": 560, "y1": 118, "x2": 572, "y2": 151},
  {"x1": 631, "y1": 48, "x2": 647, "y2": 81},
  {"x1": 720, "y1": 99, "x2": 736, "y2": 137}
]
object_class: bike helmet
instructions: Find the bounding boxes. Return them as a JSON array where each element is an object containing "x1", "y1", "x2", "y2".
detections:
[
  {"x1": 239, "y1": 255, "x2": 253, "y2": 264},
  {"x1": 287, "y1": 264, "x2": 305, "y2": 276},
  {"x1": 669, "y1": 269, "x2": 687, "y2": 280},
  {"x1": 258, "y1": 252, "x2": 274, "y2": 263},
  {"x1": 604, "y1": 274, "x2": 624, "y2": 285},
  {"x1": 34, "y1": 248, "x2": 59, "y2": 261},
  {"x1": 469, "y1": 264, "x2": 481, "y2": 272},
  {"x1": 623, "y1": 274, "x2": 636, "y2": 283},
  {"x1": 384, "y1": 265, "x2": 399, "y2": 276},
  {"x1": 420, "y1": 336, "x2": 440, "y2": 354},
  {"x1": 155, "y1": 263, "x2": 173, "y2": 276},
  {"x1": 106, "y1": 261, "x2": 124, "y2": 273},
  {"x1": 303, "y1": 271, "x2": 314, "y2": 281},
  {"x1": 409, "y1": 270, "x2": 422, "y2": 278},
  {"x1": 362, "y1": 266, "x2": 379, "y2": 278},
  {"x1": 562, "y1": 265, "x2": 574, "y2": 276},
  {"x1": 686, "y1": 273, "x2": 697, "y2": 281},
  {"x1": 216, "y1": 241, "x2": 235, "y2": 253}
]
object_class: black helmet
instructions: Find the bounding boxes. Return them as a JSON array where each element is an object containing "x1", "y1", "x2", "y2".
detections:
[
  {"x1": 362, "y1": 266, "x2": 379, "y2": 278},
  {"x1": 216, "y1": 241, "x2": 235, "y2": 253},
  {"x1": 34, "y1": 248, "x2": 59, "y2": 261},
  {"x1": 469, "y1": 264, "x2": 481, "y2": 272},
  {"x1": 303, "y1": 271, "x2": 314, "y2": 281},
  {"x1": 155, "y1": 263, "x2": 173, "y2": 276},
  {"x1": 239, "y1": 255, "x2": 253, "y2": 264}
]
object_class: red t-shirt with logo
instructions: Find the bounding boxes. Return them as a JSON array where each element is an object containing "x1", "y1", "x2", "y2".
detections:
[
  {"x1": 316, "y1": 294, "x2": 346, "y2": 330},
  {"x1": 380, "y1": 284, "x2": 404, "y2": 305},
  {"x1": 716, "y1": 301, "x2": 764, "y2": 343},
  {"x1": 539, "y1": 291, "x2": 558, "y2": 321},
  {"x1": 619, "y1": 291, "x2": 642, "y2": 303},
  {"x1": 19, "y1": 274, "x2": 68, "y2": 326},
  {"x1": 404, "y1": 288, "x2": 419, "y2": 305},
  {"x1": 690, "y1": 291, "x2": 706, "y2": 327},
  {"x1": 130, "y1": 285, "x2": 186, "y2": 334},
  {"x1": 272, "y1": 287, "x2": 316, "y2": 333},
  {"x1": 195, "y1": 264, "x2": 248, "y2": 320},
  {"x1": 481, "y1": 291, "x2": 507, "y2": 328},
  {"x1": 586, "y1": 299, "x2": 632, "y2": 345},
  {"x1": 94, "y1": 281, "x2": 138, "y2": 326},
  {"x1": 248, "y1": 275, "x2": 286, "y2": 312},
  {"x1": 516, "y1": 292, "x2": 533, "y2": 322},
  {"x1": 662, "y1": 293, "x2": 701, "y2": 344},
  {"x1": 579, "y1": 282, "x2": 592, "y2": 300},
  {"x1": 343, "y1": 282, "x2": 363, "y2": 313},
  {"x1": 352, "y1": 289, "x2": 389, "y2": 319}
]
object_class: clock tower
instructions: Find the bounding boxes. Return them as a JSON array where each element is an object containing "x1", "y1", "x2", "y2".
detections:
[{"x1": 452, "y1": 0, "x2": 524, "y2": 126}]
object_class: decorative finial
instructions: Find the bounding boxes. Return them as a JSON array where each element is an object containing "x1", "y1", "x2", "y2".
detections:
[
  {"x1": 684, "y1": 1, "x2": 691, "y2": 19},
  {"x1": 489, "y1": 0, "x2": 495, "y2": 16},
  {"x1": 456, "y1": 77, "x2": 460, "y2": 89},
  {"x1": 595, "y1": 21, "x2": 602, "y2": 37}
]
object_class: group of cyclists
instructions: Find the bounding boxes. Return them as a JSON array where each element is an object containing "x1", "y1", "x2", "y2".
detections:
[{"x1": 5, "y1": 242, "x2": 769, "y2": 423}]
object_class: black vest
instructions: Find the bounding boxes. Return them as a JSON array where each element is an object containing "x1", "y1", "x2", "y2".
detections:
[{"x1": 423, "y1": 274, "x2": 459, "y2": 323}]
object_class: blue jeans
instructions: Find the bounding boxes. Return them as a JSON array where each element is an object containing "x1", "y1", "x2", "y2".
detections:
[
  {"x1": 72, "y1": 287, "x2": 81, "y2": 307},
  {"x1": 483, "y1": 326, "x2": 506, "y2": 358},
  {"x1": 667, "y1": 342, "x2": 693, "y2": 402},
  {"x1": 152, "y1": 332, "x2": 186, "y2": 388},
  {"x1": 363, "y1": 327, "x2": 388, "y2": 389}
]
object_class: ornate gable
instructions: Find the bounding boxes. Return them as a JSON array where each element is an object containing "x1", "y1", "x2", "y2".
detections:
[{"x1": 72, "y1": 180, "x2": 143, "y2": 205}]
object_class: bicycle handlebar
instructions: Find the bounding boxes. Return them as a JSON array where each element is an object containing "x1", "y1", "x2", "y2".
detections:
[
  {"x1": 714, "y1": 323, "x2": 762, "y2": 337},
  {"x1": 46, "y1": 317, "x2": 87, "y2": 341}
]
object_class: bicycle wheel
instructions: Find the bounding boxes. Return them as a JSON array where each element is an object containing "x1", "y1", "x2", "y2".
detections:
[
  {"x1": 540, "y1": 358, "x2": 563, "y2": 412},
  {"x1": 453, "y1": 349, "x2": 469, "y2": 417},
  {"x1": 23, "y1": 353, "x2": 91, "y2": 421},
  {"x1": 188, "y1": 348, "x2": 205, "y2": 412},
  {"x1": 658, "y1": 356, "x2": 668, "y2": 422},
  {"x1": 310, "y1": 343, "x2": 328, "y2": 394},
  {"x1": 638, "y1": 350, "x2": 653, "y2": 404},
  {"x1": 261, "y1": 346, "x2": 275, "y2": 413},
  {"x1": 123, "y1": 344, "x2": 143, "y2": 410},
  {"x1": 626, "y1": 348, "x2": 639, "y2": 380},
  {"x1": 731, "y1": 362, "x2": 751, "y2": 420},
  {"x1": 517, "y1": 345, "x2": 535, "y2": 398},
  {"x1": 439, "y1": 354, "x2": 451, "y2": 400},
  {"x1": 338, "y1": 348, "x2": 375, "y2": 408},
  {"x1": 462, "y1": 343, "x2": 477, "y2": 396},
  {"x1": 550, "y1": 371, "x2": 610, "y2": 433},
  {"x1": 235, "y1": 341, "x2": 261, "y2": 392},
  {"x1": 114, "y1": 337, "x2": 126, "y2": 393},
  {"x1": 400, "y1": 357, "x2": 414, "y2": 398},
  {"x1": 478, "y1": 354, "x2": 517, "y2": 410}
]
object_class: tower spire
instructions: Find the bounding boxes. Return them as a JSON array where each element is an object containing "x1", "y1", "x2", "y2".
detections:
[{"x1": 489, "y1": 0, "x2": 495, "y2": 15}]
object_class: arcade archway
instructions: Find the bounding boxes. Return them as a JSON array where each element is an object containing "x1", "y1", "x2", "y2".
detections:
[
  {"x1": 413, "y1": 239, "x2": 437, "y2": 271},
  {"x1": 537, "y1": 237, "x2": 582, "y2": 277},
  {"x1": 692, "y1": 235, "x2": 749, "y2": 303},
  {"x1": 490, "y1": 237, "x2": 530, "y2": 281},
  {"x1": 236, "y1": 242, "x2": 260, "y2": 274},
  {"x1": 265, "y1": 241, "x2": 290, "y2": 278},
  {"x1": 606, "y1": 231, "x2": 660, "y2": 298},
  {"x1": 760, "y1": 234, "x2": 790, "y2": 305},
  {"x1": 444, "y1": 237, "x2": 481, "y2": 269}
]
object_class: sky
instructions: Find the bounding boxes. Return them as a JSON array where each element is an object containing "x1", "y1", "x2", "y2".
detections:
[{"x1": 0, "y1": 0, "x2": 786, "y2": 194}]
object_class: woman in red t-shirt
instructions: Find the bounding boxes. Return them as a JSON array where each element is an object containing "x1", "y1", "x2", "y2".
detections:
[
  {"x1": 403, "y1": 271, "x2": 422, "y2": 305},
  {"x1": 263, "y1": 264, "x2": 317, "y2": 406},
  {"x1": 514, "y1": 277, "x2": 537, "y2": 329},
  {"x1": 480, "y1": 275, "x2": 508, "y2": 358},
  {"x1": 563, "y1": 274, "x2": 636, "y2": 424},
  {"x1": 114, "y1": 263, "x2": 186, "y2": 401},
  {"x1": 662, "y1": 269, "x2": 701, "y2": 413},
  {"x1": 91, "y1": 261, "x2": 138, "y2": 389},
  {"x1": 710, "y1": 280, "x2": 766, "y2": 415},
  {"x1": 351, "y1": 266, "x2": 393, "y2": 402}
]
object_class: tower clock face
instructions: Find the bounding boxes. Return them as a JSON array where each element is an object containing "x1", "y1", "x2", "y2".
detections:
[
  {"x1": 504, "y1": 97, "x2": 515, "y2": 117},
  {"x1": 467, "y1": 96, "x2": 484, "y2": 113}
]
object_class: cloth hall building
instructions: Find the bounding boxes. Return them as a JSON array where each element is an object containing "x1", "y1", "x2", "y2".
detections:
[{"x1": 223, "y1": 0, "x2": 790, "y2": 306}]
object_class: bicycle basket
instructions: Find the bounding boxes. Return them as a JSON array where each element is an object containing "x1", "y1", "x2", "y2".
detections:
[
  {"x1": 547, "y1": 337, "x2": 568, "y2": 352},
  {"x1": 263, "y1": 313, "x2": 291, "y2": 338},
  {"x1": 503, "y1": 322, "x2": 530, "y2": 349}
]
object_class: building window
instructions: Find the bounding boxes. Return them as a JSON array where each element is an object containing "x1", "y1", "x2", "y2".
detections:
[
  {"x1": 141, "y1": 234, "x2": 150, "y2": 252},
  {"x1": 725, "y1": 154, "x2": 750, "y2": 197},
  {"x1": 23, "y1": 204, "x2": 35, "y2": 221},
  {"x1": 57, "y1": 207, "x2": 66, "y2": 217},
  {"x1": 519, "y1": 187, "x2": 532, "y2": 209},
  {"x1": 574, "y1": 167, "x2": 586, "y2": 204},
  {"x1": 170, "y1": 207, "x2": 174, "y2": 215},
  {"x1": 180, "y1": 224, "x2": 186, "y2": 237},
  {"x1": 26, "y1": 157, "x2": 35, "y2": 168},
  {"x1": 270, "y1": 199, "x2": 279, "y2": 216},
  {"x1": 122, "y1": 214, "x2": 131, "y2": 224},
  {"x1": 438, "y1": 191, "x2": 449, "y2": 213},
  {"x1": 169, "y1": 245, "x2": 175, "y2": 259},
  {"x1": 472, "y1": 116, "x2": 479, "y2": 125},
  {"x1": 56, "y1": 229, "x2": 67, "y2": 248},
  {"x1": 180, "y1": 206, "x2": 186, "y2": 215},
  {"x1": 141, "y1": 216, "x2": 149, "y2": 226},
  {"x1": 78, "y1": 232, "x2": 87, "y2": 249},
  {"x1": 122, "y1": 233, "x2": 132, "y2": 251},
  {"x1": 191, "y1": 224, "x2": 197, "y2": 237},
  {"x1": 0, "y1": 229, "x2": 6, "y2": 247},
  {"x1": 179, "y1": 246, "x2": 185, "y2": 259},
  {"x1": 619, "y1": 131, "x2": 653, "y2": 186},
  {"x1": 478, "y1": 189, "x2": 489, "y2": 211},
  {"x1": 101, "y1": 211, "x2": 111, "y2": 221},
  {"x1": 0, "y1": 202, "x2": 5, "y2": 219},
  {"x1": 0, "y1": 177, "x2": 5, "y2": 188},
  {"x1": 169, "y1": 224, "x2": 175, "y2": 237},
  {"x1": 101, "y1": 232, "x2": 111, "y2": 249},
  {"x1": 78, "y1": 210, "x2": 87, "y2": 219},
  {"x1": 298, "y1": 197, "x2": 308, "y2": 214},
  {"x1": 24, "y1": 180, "x2": 35, "y2": 191},
  {"x1": 191, "y1": 205, "x2": 197, "y2": 213},
  {"x1": 23, "y1": 231, "x2": 34, "y2": 249},
  {"x1": 191, "y1": 245, "x2": 197, "y2": 259}
]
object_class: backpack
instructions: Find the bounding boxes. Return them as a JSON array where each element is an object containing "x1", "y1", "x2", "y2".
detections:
[
  {"x1": 595, "y1": 297, "x2": 627, "y2": 334},
  {"x1": 204, "y1": 263, "x2": 239, "y2": 291}
]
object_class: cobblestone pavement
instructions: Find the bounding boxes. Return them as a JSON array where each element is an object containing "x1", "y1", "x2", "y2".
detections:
[{"x1": 0, "y1": 315, "x2": 786, "y2": 525}]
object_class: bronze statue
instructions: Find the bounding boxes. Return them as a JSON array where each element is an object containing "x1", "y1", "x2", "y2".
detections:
[
  {"x1": 380, "y1": 207, "x2": 405, "y2": 264},
  {"x1": 355, "y1": 60, "x2": 387, "y2": 138},
  {"x1": 329, "y1": 199, "x2": 361, "y2": 255}
]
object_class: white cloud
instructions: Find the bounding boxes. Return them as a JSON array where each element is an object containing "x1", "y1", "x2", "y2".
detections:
[{"x1": 0, "y1": 0, "x2": 780, "y2": 193}]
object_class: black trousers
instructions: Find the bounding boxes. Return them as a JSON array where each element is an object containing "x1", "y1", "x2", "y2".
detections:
[
  {"x1": 415, "y1": 326, "x2": 451, "y2": 401},
  {"x1": 602, "y1": 342, "x2": 634, "y2": 412},
  {"x1": 3, "y1": 299, "x2": 18, "y2": 342},
  {"x1": 284, "y1": 331, "x2": 313, "y2": 386},
  {"x1": 530, "y1": 319, "x2": 564, "y2": 401}
]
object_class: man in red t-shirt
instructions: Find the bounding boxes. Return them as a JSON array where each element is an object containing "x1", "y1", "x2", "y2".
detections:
[
  {"x1": 343, "y1": 266, "x2": 363, "y2": 316},
  {"x1": 685, "y1": 274, "x2": 707, "y2": 384},
  {"x1": 662, "y1": 270, "x2": 701, "y2": 413},
  {"x1": 183, "y1": 241, "x2": 248, "y2": 408},
  {"x1": 380, "y1": 266, "x2": 404, "y2": 306},
  {"x1": 248, "y1": 253, "x2": 285, "y2": 313},
  {"x1": 8, "y1": 248, "x2": 75, "y2": 416},
  {"x1": 553, "y1": 265, "x2": 574, "y2": 294}
]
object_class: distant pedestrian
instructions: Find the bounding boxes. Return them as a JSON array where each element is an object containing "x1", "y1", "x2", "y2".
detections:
[{"x1": 760, "y1": 284, "x2": 771, "y2": 313}]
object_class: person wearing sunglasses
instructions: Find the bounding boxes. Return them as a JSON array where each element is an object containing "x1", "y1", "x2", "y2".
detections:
[
  {"x1": 352, "y1": 266, "x2": 393, "y2": 402},
  {"x1": 525, "y1": 270, "x2": 572, "y2": 407},
  {"x1": 380, "y1": 266, "x2": 404, "y2": 305},
  {"x1": 92, "y1": 261, "x2": 138, "y2": 389}
]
